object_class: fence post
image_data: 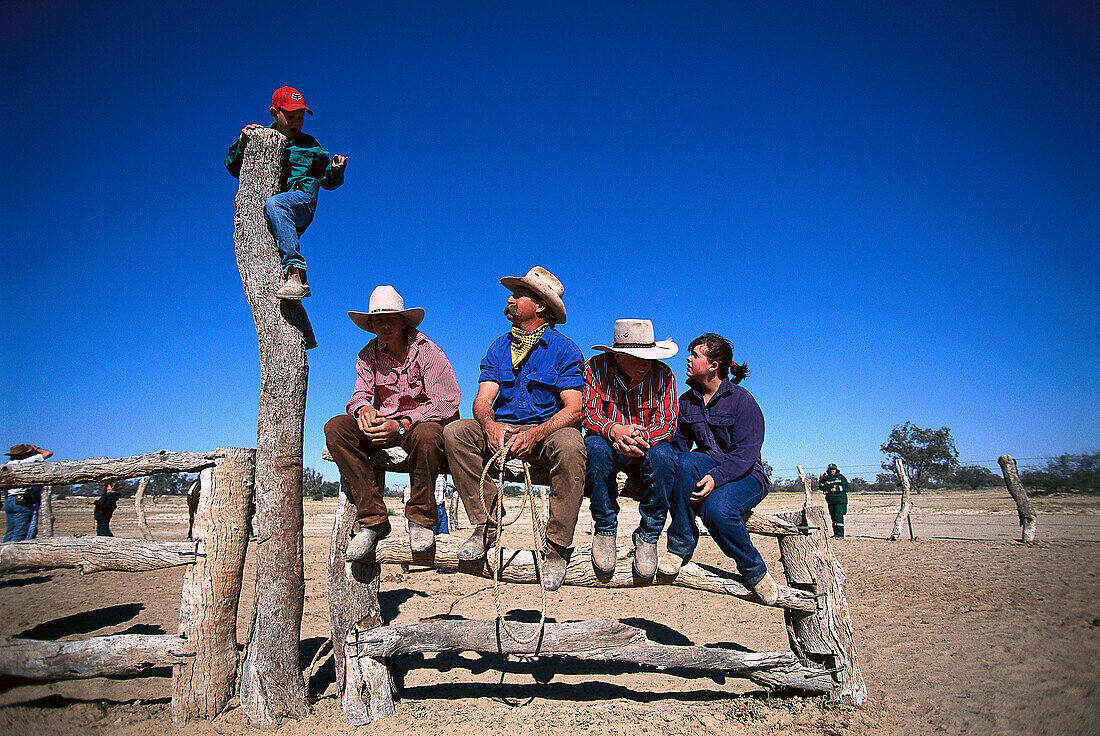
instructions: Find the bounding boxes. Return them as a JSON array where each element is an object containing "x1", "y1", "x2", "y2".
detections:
[
  {"x1": 998, "y1": 455, "x2": 1037, "y2": 543},
  {"x1": 36, "y1": 486, "x2": 54, "y2": 538},
  {"x1": 888, "y1": 458, "x2": 913, "y2": 541},
  {"x1": 171, "y1": 448, "x2": 255, "y2": 724}
]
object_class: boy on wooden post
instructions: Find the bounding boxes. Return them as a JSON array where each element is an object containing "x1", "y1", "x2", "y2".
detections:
[
  {"x1": 582, "y1": 319, "x2": 679, "y2": 580},
  {"x1": 443, "y1": 266, "x2": 586, "y2": 592},
  {"x1": 225, "y1": 86, "x2": 347, "y2": 300},
  {"x1": 819, "y1": 463, "x2": 849, "y2": 538},
  {"x1": 325, "y1": 286, "x2": 461, "y2": 560}
]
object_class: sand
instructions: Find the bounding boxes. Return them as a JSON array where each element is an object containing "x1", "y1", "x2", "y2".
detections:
[{"x1": 1, "y1": 490, "x2": 1098, "y2": 736}]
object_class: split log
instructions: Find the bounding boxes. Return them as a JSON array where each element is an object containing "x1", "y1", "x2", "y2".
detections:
[
  {"x1": 998, "y1": 455, "x2": 1037, "y2": 544},
  {"x1": 172, "y1": 450, "x2": 255, "y2": 725},
  {"x1": 233, "y1": 125, "x2": 311, "y2": 726},
  {"x1": 888, "y1": 458, "x2": 913, "y2": 541},
  {"x1": 776, "y1": 507, "x2": 866, "y2": 705},
  {"x1": 135, "y1": 477, "x2": 153, "y2": 540},
  {"x1": 346, "y1": 619, "x2": 831, "y2": 701},
  {"x1": 0, "y1": 450, "x2": 217, "y2": 489},
  {"x1": 0, "y1": 537, "x2": 196, "y2": 575},
  {"x1": 36, "y1": 486, "x2": 54, "y2": 538},
  {"x1": 328, "y1": 490, "x2": 390, "y2": 725},
  {"x1": 0, "y1": 634, "x2": 189, "y2": 680},
  {"x1": 371, "y1": 536, "x2": 817, "y2": 613}
]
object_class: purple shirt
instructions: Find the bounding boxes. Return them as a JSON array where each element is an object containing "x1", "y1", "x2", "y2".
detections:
[{"x1": 669, "y1": 379, "x2": 769, "y2": 491}]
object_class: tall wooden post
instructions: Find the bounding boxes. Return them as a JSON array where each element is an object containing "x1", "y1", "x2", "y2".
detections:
[
  {"x1": 135, "y1": 477, "x2": 153, "y2": 540},
  {"x1": 232, "y1": 127, "x2": 312, "y2": 725},
  {"x1": 998, "y1": 455, "x2": 1037, "y2": 544},
  {"x1": 171, "y1": 450, "x2": 255, "y2": 724},
  {"x1": 888, "y1": 458, "x2": 913, "y2": 541}
]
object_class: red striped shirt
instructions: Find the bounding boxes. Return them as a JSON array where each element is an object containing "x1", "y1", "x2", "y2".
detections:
[
  {"x1": 347, "y1": 330, "x2": 461, "y2": 425},
  {"x1": 582, "y1": 353, "x2": 678, "y2": 444}
]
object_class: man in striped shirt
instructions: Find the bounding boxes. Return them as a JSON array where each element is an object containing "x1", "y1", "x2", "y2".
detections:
[
  {"x1": 325, "y1": 286, "x2": 461, "y2": 560},
  {"x1": 582, "y1": 319, "x2": 678, "y2": 580}
]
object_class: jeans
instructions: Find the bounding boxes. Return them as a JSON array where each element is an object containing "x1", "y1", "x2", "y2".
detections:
[
  {"x1": 433, "y1": 503, "x2": 449, "y2": 535},
  {"x1": 263, "y1": 190, "x2": 315, "y2": 275},
  {"x1": 4, "y1": 496, "x2": 33, "y2": 542},
  {"x1": 666, "y1": 452, "x2": 769, "y2": 586},
  {"x1": 585, "y1": 436, "x2": 677, "y2": 543}
]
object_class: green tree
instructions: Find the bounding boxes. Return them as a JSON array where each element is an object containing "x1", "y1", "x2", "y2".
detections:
[
  {"x1": 147, "y1": 472, "x2": 192, "y2": 499},
  {"x1": 1021, "y1": 452, "x2": 1100, "y2": 493},
  {"x1": 303, "y1": 467, "x2": 324, "y2": 501},
  {"x1": 881, "y1": 422, "x2": 959, "y2": 493},
  {"x1": 952, "y1": 465, "x2": 998, "y2": 490}
]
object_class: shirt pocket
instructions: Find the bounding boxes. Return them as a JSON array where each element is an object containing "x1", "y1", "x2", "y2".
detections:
[
  {"x1": 525, "y1": 371, "x2": 561, "y2": 413},
  {"x1": 287, "y1": 150, "x2": 314, "y2": 171}
]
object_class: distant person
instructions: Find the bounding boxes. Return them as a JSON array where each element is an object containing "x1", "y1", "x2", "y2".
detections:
[
  {"x1": 819, "y1": 463, "x2": 850, "y2": 538},
  {"x1": 225, "y1": 86, "x2": 347, "y2": 300},
  {"x1": 659, "y1": 334, "x2": 779, "y2": 605},
  {"x1": 324, "y1": 286, "x2": 460, "y2": 560},
  {"x1": 582, "y1": 319, "x2": 678, "y2": 580},
  {"x1": 3, "y1": 444, "x2": 52, "y2": 542},
  {"x1": 444, "y1": 266, "x2": 586, "y2": 592},
  {"x1": 433, "y1": 475, "x2": 452, "y2": 535},
  {"x1": 94, "y1": 481, "x2": 121, "y2": 537}
]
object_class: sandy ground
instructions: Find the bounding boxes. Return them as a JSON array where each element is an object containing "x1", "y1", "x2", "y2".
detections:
[{"x1": 1, "y1": 490, "x2": 1098, "y2": 736}]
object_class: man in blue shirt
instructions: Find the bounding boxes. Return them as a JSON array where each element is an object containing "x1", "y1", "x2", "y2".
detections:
[{"x1": 444, "y1": 267, "x2": 586, "y2": 591}]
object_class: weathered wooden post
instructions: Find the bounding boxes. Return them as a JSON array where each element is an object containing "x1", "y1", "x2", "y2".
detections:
[
  {"x1": 796, "y1": 465, "x2": 812, "y2": 515},
  {"x1": 231, "y1": 126, "x2": 312, "y2": 725},
  {"x1": 776, "y1": 506, "x2": 866, "y2": 704},
  {"x1": 998, "y1": 455, "x2": 1037, "y2": 544},
  {"x1": 328, "y1": 489, "x2": 392, "y2": 725},
  {"x1": 172, "y1": 450, "x2": 255, "y2": 724},
  {"x1": 135, "y1": 477, "x2": 153, "y2": 540},
  {"x1": 36, "y1": 486, "x2": 54, "y2": 538},
  {"x1": 888, "y1": 458, "x2": 913, "y2": 541}
]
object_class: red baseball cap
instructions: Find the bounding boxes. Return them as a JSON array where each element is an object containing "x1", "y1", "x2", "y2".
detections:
[{"x1": 271, "y1": 86, "x2": 313, "y2": 115}]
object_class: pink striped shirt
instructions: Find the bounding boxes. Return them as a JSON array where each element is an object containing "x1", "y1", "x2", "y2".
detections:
[
  {"x1": 582, "y1": 353, "x2": 678, "y2": 444},
  {"x1": 346, "y1": 330, "x2": 461, "y2": 426}
]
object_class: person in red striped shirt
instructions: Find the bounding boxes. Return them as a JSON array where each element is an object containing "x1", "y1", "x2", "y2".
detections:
[
  {"x1": 325, "y1": 286, "x2": 461, "y2": 561},
  {"x1": 582, "y1": 319, "x2": 679, "y2": 580}
]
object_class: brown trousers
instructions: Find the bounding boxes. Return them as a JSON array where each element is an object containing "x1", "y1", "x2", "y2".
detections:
[
  {"x1": 323, "y1": 414, "x2": 446, "y2": 529},
  {"x1": 442, "y1": 419, "x2": 586, "y2": 549}
]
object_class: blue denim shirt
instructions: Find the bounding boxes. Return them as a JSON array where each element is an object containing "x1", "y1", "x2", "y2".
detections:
[
  {"x1": 479, "y1": 328, "x2": 584, "y2": 425},
  {"x1": 669, "y1": 379, "x2": 769, "y2": 491}
]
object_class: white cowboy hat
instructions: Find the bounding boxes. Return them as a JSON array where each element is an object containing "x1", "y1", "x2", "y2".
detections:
[
  {"x1": 348, "y1": 285, "x2": 425, "y2": 333},
  {"x1": 592, "y1": 319, "x2": 678, "y2": 360},
  {"x1": 499, "y1": 266, "x2": 568, "y2": 324}
]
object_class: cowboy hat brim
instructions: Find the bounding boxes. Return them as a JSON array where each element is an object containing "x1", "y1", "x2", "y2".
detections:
[
  {"x1": 591, "y1": 340, "x2": 678, "y2": 361},
  {"x1": 500, "y1": 276, "x2": 567, "y2": 323},
  {"x1": 348, "y1": 308, "x2": 425, "y2": 333}
]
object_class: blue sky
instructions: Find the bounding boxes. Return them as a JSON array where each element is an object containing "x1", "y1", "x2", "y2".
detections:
[{"x1": 2, "y1": 1, "x2": 1097, "y2": 482}]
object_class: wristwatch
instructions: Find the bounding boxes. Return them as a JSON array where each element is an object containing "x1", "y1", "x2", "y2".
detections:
[{"x1": 396, "y1": 419, "x2": 408, "y2": 437}]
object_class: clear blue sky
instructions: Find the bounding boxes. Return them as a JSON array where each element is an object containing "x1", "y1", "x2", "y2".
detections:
[{"x1": 2, "y1": 1, "x2": 1097, "y2": 482}]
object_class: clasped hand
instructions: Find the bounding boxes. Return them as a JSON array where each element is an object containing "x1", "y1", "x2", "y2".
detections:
[
  {"x1": 609, "y1": 423, "x2": 649, "y2": 458},
  {"x1": 355, "y1": 407, "x2": 400, "y2": 443}
]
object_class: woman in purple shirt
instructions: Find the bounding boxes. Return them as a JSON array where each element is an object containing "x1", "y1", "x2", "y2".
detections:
[{"x1": 659, "y1": 333, "x2": 779, "y2": 604}]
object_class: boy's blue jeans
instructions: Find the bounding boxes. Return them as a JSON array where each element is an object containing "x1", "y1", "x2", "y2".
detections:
[
  {"x1": 263, "y1": 191, "x2": 314, "y2": 275},
  {"x1": 585, "y1": 435, "x2": 677, "y2": 543},
  {"x1": 666, "y1": 452, "x2": 769, "y2": 586},
  {"x1": 4, "y1": 496, "x2": 33, "y2": 542}
]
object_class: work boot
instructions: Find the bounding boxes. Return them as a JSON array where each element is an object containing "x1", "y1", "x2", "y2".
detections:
[
  {"x1": 631, "y1": 531, "x2": 658, "y2": 579},
  {"x1": 457, "y1": 524, "x2": 496, "y2": 561},
  {"x1": 408, "y1": 521, "x2": 435, "y2": 553},
  {"x1": 541, "y1": 542, "x2": 572, "y2": 591},
  {"x1": 591, "y1": 533, "x2": 617, "y2": 575},
  {"x1": 346, "y1": 521, "x2": 391, "y2": 561},
  {"x1": 751, "y1": 572, "x2": 780, "y2": 605},
  {"x1": 276, "y1": 268, "x2": 311, "y2": 300},
  {"x1": 657, "y1": 552, "x2": 685, "y2": 577}
]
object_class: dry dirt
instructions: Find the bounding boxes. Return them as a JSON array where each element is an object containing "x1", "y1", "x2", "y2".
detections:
[{"x1": 1, "y1": 491, "x2": 1098, "y2": 736}]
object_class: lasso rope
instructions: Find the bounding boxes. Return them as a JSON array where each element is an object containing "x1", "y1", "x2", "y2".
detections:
[{"x1": 475, "y1": 435, "x2": 550, "y2": 645}]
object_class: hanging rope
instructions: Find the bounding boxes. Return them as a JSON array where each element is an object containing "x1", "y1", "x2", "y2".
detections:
[{"x1": 475, "y1": 435, "x2": 550, "y2": 645}]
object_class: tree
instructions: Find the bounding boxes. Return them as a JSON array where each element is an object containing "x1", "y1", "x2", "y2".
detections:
[
  {"x1": 1021, "y1": 452, "x2": 1100, "y2": 493},
  {"x1": 952, "y1": 465, "x2": 998, "y2": 490},
  {"x1": 303, "y1": 467, "x2": 324, "y2": 501},
  {"x1": 147, "y1": 472, "x2": 193, "y2": 499},
  {"x1": 880, "y1": 422, "x2": 959, "y2": 493}
]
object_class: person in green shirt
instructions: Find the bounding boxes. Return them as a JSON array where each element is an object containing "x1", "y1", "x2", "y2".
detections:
[
  {"x1": 818, "y1": 463, "x2": 849, "y2": 538},
  {"x1": 225, "y1": 86, "x2": 347, "y2": 300}
]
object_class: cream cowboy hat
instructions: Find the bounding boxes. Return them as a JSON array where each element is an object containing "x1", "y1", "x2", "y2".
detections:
[
  {"x1": 592, "y1": 319, "x2": 678, "y2": 360},
  {"x1": 499, "y1": 266, "x2": 568, "y2": 324},
  {"x1": 348, "y1": 285, "x2": 425, "y2": 333}
]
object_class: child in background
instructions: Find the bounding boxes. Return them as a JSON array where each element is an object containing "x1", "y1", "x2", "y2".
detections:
[{"x1": 225, "y1": 86, "x2": 347, "y2": 300}]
